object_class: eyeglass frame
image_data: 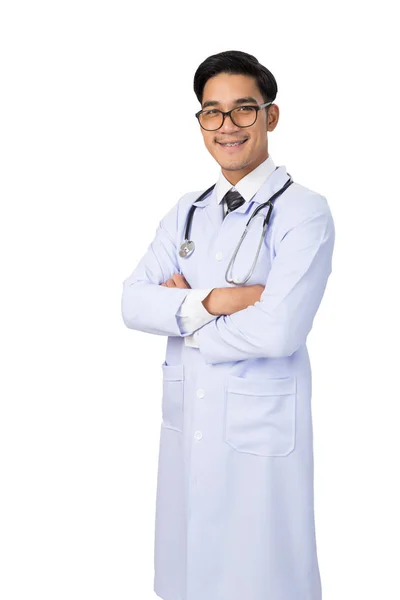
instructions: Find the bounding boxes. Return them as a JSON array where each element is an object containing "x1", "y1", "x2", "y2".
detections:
[{"x1": 195, "y1": 101, "x2": 273, "y2": 131}]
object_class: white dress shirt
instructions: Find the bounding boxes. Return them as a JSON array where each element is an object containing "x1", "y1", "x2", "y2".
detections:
[{"x1": 176, "y1": 155, "x2": 277, "y2": 348}]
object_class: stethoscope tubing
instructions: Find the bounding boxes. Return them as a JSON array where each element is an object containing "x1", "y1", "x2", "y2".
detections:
[
  {"x1": 179, "y1": 170, "x2": 294, "y2": 284},
  {"x1": 184, "y1": 175, "x2": 293, "y2": 242},
  {"x1": 184, "y1": 183, "x2": 216, "y2": 241},
  {"x1": 224, "y1": 175, "x2": 293, "y2": 283}
]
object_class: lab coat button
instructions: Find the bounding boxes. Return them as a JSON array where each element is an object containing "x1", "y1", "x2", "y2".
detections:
[
  {"x1": 194, "y1": 430, "x2": 203, "y2": 440},
  {"x1": 215, "y1": 251, "x2": 223, "y2": 261},
  {"x1": 196, "y1": 389, "x2": 205, "y2": 398},
  {"x1": 233, "y1": 275, "x2": 241, "y2": 283}
]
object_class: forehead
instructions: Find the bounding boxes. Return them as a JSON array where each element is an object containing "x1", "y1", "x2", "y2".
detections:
[{"x1": 202, "y1": 72, "x2": 262, "y2": 108}]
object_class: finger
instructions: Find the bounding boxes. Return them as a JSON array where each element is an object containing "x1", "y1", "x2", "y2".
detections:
[
  {"x1": 172, "y1": 273, "x2": 190, "y2": 289},
  {"x1": 165, "y1": 279, "x2": 176, "y2": 288}
]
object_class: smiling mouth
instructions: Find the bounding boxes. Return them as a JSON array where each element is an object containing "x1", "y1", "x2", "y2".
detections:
[{"x1": 217, "y1": 139, "x2": 248, "y2": 147}]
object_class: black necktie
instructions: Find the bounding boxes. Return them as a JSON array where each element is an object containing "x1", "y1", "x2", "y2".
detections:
[{"x1": 223, "y1": 188, "x2": 245, "y2": 216}]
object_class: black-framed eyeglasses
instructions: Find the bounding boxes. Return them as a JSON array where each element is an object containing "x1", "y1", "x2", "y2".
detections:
[{"x1": 195, "y1": 101, "x2": 273, "y2": 131}]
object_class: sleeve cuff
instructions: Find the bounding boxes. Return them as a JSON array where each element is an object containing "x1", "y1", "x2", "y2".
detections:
[
  {"x1": 176, "y1": 287, "x2": 216, "y2": 333},
  {"x1": 184, "y1": 329, "x2": 201, "y2": 348}
]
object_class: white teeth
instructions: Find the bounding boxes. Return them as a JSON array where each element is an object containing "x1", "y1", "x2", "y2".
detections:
[{"x1": 220, "y1": 140, "x2": 245, "y2": 147}]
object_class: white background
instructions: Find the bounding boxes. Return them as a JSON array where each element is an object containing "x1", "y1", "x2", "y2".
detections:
[{"x1": 1, "y1": 1, "x2": 399, "y2": 598}]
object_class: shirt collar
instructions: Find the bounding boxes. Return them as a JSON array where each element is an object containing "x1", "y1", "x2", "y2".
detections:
[{"x1": 215, "y1": 155, "x2": 277, "y2": 205}]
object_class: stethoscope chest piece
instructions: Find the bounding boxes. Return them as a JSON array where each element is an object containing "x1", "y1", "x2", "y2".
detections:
[{"x1": 179, "y1": 240, "x2": 195, "y2": 258}]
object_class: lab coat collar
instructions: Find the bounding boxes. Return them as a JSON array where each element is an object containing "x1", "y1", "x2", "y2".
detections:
[
  {"x1": 215, "y1": 155, "x2": 277, "y2": 206},
  {"x1": 193, "y1": 161, "x2": 291, "y2": 215}
]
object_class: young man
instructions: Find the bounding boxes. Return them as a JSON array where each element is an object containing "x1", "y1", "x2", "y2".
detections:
[{"x1": 122, "y1": 50, "x2": 335, "y2": 600}]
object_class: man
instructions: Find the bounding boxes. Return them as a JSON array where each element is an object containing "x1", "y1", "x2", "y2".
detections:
[{"x1": 121, "y1": 50, "x2": 335, "y2": 600}]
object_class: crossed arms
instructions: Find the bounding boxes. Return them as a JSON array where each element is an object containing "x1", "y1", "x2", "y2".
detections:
[
  {"x1": 160, "y1": 272, "x2": 265, "y2": 317},
  {"x1": 121, "y1": 194, "x2": 335, "y2": 364}
]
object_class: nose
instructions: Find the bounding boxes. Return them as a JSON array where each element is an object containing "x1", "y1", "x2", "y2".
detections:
[{"x1": 219, "y1": 112, "x2": 240, "y2": 134}]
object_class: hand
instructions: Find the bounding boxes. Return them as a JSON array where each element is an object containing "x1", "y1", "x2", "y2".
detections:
[
  {"x1": 203, "y1": 284, "x2": 265, "y2": 316},
  {"x1": 160, "y1": 273, "x2": 191, "y2": 289}
]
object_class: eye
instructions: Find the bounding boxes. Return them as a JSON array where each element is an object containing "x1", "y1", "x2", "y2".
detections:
[{"x1": 237, "y1": 106, "x2": 254, "y2": 112}]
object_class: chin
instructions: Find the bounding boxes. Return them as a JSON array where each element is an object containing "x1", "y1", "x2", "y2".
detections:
[{"x1": 220, "y1": 160, "x2": 249, "y2": 171}]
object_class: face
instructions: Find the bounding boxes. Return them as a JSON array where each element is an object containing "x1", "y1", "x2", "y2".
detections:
[{"x1": 199, "y1": 72, "x2": 279, "y2": 186}]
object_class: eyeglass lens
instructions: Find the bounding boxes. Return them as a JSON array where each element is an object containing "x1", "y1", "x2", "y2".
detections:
[{"x1": 199, "y1": 106, "x2": 257, "y2": 131}]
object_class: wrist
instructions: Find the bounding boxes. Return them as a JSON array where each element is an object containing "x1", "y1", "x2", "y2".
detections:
[
  {"x1": 202, "y1": 285, "x2": 265, "y2": 316},
  {"x1": 201, "y1": 288, "x2": 220, "y2": 316},
  {"x1": 203, "y1": 287, "x2": 243, "y2": 316}
]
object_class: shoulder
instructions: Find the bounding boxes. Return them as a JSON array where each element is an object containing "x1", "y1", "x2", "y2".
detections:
[
  {"x1": 273, "y1": 180, "x2": 333, "y2": 231},
  {"x1": 269, "y1": 180, "x2": 335, "y2": 252},
  {"x1": 158, "y1": 187, "x2": 212, "y2": 237},
  {"x1": 280, "y1": 181, "x2": 331, "y2": 219},
  {"x1": 175, "y1": 186, "x2": 215, "y2": 225},
  {"x1": 179, "y1": 189, "x2": 206, "y2": 210},
  {"x1": 164, "y1": 187, "x2": 210, "y2": 217}
]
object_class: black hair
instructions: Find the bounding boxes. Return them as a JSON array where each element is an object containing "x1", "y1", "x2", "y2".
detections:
[{"x1": 193, "y1": 50, "x2": 278, "y2": 106}]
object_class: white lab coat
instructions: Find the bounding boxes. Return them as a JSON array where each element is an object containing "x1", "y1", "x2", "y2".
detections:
[
  {"x1": 176, "y1": 156, "x2": 279, "y2": 348},
  {"x1": 121, "y1": 162, "x2": 335, "y2": 600}
]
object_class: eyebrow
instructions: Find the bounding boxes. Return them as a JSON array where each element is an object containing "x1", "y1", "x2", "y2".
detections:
[{"x1": 202, "y1": 96, "x2": 259, "y2": 109}]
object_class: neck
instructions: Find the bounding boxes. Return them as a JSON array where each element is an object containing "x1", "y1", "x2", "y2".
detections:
[{"x1": 222, "y1": 153, "x2": 269, "y2": 186}]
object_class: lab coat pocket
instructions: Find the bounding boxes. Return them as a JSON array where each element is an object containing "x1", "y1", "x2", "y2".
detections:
[
  {"x1": 223, "y1": 375, "x2": 296, "y2": 457},
  {"x1": 161, "y1": 362, "x2": 184, "y2": 432}
]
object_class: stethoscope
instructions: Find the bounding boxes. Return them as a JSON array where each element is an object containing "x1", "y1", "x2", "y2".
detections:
[{"x1": 179, "y1": 167, "x2": 294, "y2": 285}]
